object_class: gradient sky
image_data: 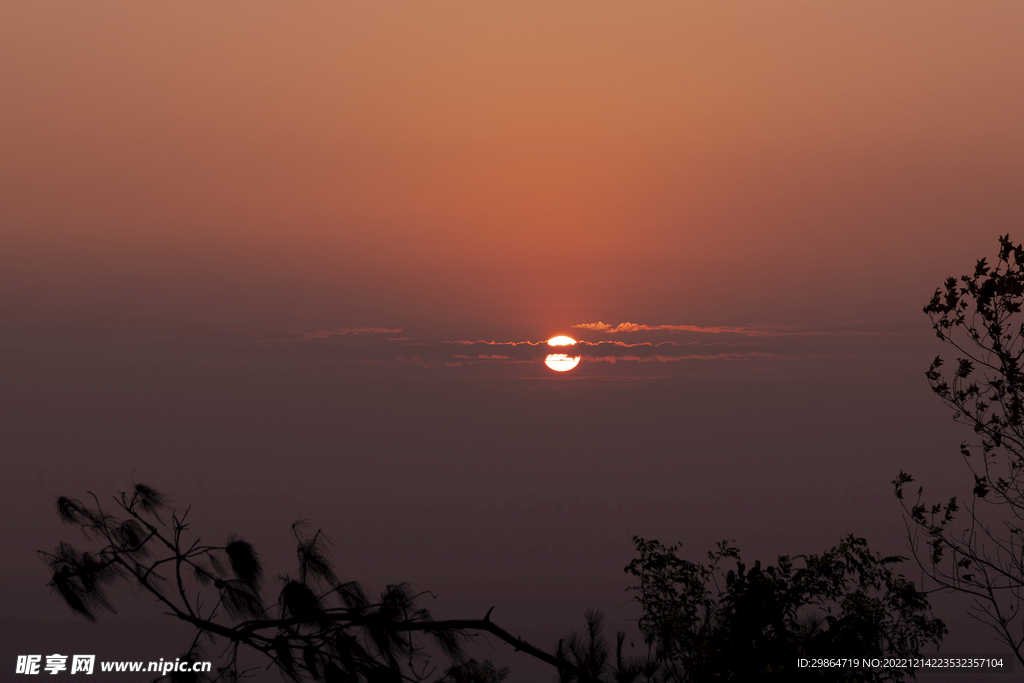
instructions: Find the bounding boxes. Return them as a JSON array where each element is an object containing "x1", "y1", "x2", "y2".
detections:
[{"x1": 2, "y1": 1, "x2": 1023, "y2": 680}]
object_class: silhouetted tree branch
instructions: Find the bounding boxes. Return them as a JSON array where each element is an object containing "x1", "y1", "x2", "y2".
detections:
[
  {"x1": 896, "y1": 233, "x2": 1024, "y2": 665},
  {"x1": 41, "y1": 484, "x2": 602, "y2": 683}
]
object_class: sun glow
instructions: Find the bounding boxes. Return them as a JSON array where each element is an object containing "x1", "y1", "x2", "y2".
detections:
[
  {"x1": 547, "y1": 336, "x2": 576, "y2": 346},
  {"x1": 544, "y1": 354, "x2": 581, "y2": 372},
  {"x1": 545, "y1": 336, "x2": 580, "y2": 371}
]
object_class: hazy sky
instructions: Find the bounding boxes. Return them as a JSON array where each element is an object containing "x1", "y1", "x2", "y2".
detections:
[{"x1": 2, "y1": 1, "x2": 1023, "y2": 679}]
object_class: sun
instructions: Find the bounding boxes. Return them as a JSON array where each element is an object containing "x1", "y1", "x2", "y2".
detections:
[
  {"x1": 544, "y1": 336, "x2": 581, "y2": 372},
  {"x1": 544, "y1": 354, "x2": 581, "y2": 372},
  {"x1": 547, "y1": 335, "x2": 576, "y2": 346}
]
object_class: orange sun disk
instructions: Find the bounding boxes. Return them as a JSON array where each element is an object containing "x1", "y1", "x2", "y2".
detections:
[{"x1": 545, "y1": 336, "x2": 581, "y2": 372}]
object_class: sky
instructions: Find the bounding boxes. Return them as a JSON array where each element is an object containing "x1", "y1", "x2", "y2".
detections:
[{"x1": 2, "y1": 1, "x2": 1024, "y2": 680}]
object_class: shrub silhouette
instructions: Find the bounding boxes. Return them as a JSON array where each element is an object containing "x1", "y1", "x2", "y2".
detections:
[{"x1": 554, "y1": 537, "x2": 945, "y2": 683}]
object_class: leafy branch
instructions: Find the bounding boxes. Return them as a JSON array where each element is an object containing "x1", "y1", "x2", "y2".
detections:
[{"x1": 42, "y1": 484, "x2": 602, "y2": 683}]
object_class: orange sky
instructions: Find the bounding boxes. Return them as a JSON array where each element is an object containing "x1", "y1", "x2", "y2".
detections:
[
  {"x1": 5, "y1": 4, "x2": 1024, "y2": 675},
  {"x1": 2, "y1": 1, "x2": 1022, "y2": 338}
]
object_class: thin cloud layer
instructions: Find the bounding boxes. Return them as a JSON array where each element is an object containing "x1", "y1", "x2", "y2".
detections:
[
  {"x1": 214, "y1": 327, "x2": 405, "y2": 345},
  {"x1": 572, "y1": 321, "x2": 801, "y2": 335},
  {"x1": 82, "y1": 321, "x2": 923, "y2": 379},
  {"x1": 234, "y1": 334, "x2": 862, "y2": 370},
  {"x1": 572, "y1": 321, "x2": 906, "y2": 337},
  {"x1": 276, "y1": 327, "x2": 404, "y2": 342}
]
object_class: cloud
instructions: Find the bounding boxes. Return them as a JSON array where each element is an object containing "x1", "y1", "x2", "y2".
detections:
[
  {"x1": 117, "y1": 321, "x2": 911, "y2": 377},
  {"x1": 224, "y1": 327, "x2": 405, "y2": 344},
  {"x1": 572, "y1": 321, "x2": 796, "y2": 335},
  {"x1": 300, "y1": 327, "x2": 403, "y2": 339},
  {"x1": 571, "y1": 322, "x2": 907, "y2": 337},
  {"x1": 577, "y1": 340, "x2": 760, "y2": 350},
  {"x1": 587, "y1": 351, "x2": 790, "y2": 364},
  {"x1": 571, "y1": 322, "x2": 613, "y2": 331},
  {"x1": 439, "y1": 340, "x2": 545, "y2": 347},
  {"x1": 224, "y1": 334, "x2": 838, "y2": 368}
]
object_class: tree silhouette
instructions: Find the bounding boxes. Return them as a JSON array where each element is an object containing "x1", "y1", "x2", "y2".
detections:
[
  {"x1": 554, "y1": 610, "x2": 652, "y2": 683},
  {"x1": 438, "y1": 660, "x2": 509, "y2": 683},
  {"x1": 45, "y1": 487, "x2": 944, "y2": 682},
  {"x1": 555, "y1": 537, "x2": 945, "y2": 683},
  {"x1": 896, "y1": 233, "x2": 1024, "y2": 665},
  {"x1": 41, "y1": 484, "x2": 599, "y2": 683}
]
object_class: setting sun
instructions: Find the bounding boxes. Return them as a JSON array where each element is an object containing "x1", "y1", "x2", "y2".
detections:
[
  {"x1": 544, "y1": 353, "x2": 581, "y2": 372},
  {"x1": 547, "y1": 336, "x2": 576, "y2": 346},
  {"x1": 545, "y1": 336, "x2": 580, "y2": 371}
]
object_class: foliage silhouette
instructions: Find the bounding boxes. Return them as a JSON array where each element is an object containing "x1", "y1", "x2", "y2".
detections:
[
  {"x1": 41, "y1": 484, "x2": 600, "y2": 683},
  {"x1": 553, "y1": 537, "x2": 945, "y2": 683},
  {"x1": 554, "y1": 610, "x2": 651, "y2": 683},
  {"x1": 438, "y1": 659, "x2": 509, "y2": 683},
  {"x1": 896, "y1": 233, "x2": 1024, "y2": 664},
  {"x1": 45, "y1": 489, "x2": 944, "y2": 682}
]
